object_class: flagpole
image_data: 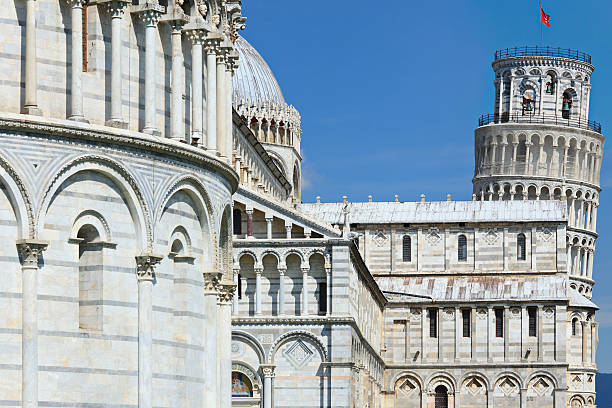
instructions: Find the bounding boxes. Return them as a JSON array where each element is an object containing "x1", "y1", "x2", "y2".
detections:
[{"x1": 540, "y1": 1, "x2": 543, "y2": 50}]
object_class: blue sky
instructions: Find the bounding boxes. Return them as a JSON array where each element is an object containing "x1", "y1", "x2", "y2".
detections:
[{"x1": 240, "y1": 1, "x2": 612, "y2": 370}]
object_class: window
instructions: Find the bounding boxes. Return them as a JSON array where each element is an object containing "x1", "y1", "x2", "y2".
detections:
[
  {"x1": 231, "y1": 372, "x2": 253, "y2": 397},
  {"x1": 428, "y1": 309, "x2": 438, "y2": 338},
  {"x1": 462, "y1": 309, "x2": 471, "y2": 337},
  {"x1": 318, "y1": 282, "x2": 327, "y2": 315},
  {"x1": 82, "y1": 4, "x2": 88, "y2": 72},
  {"x1": 434, "y1": 385, "x2": 448, "y2": 408},
  {"x1": 562, "y1": 91, "x2": 573, "y2": 119},
  {"x1": 458, "y1": 235, "x2": 467, "y2": 261},
  {"x1": 237, "y1": 274, "x2": 242, "y2": 300},
  {"x1": 402, "y1": 235, "x2": 411, "y2": 262},
  {"x1": 495, "y1": 309, "x2": 504, "y2": 338},
  {"x1": 517, "y1": 233, "x2": 526, "y2": 260},
  {"x1": 78, "y1": 224, "x2": 102, "y2": 331},
  {"x1": 572, "y1": 318, "x2": 578, "y2": 336},
  {"x1": 233, "y1": 209, "x2": 242, "y2": 235},
  {"x1": 528, "y1": 307, "x2": 537, "y2": 337}
]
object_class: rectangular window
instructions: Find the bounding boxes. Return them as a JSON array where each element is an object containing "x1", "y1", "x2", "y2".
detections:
[
  {"x1": 528, "y1": 307, "x2": 537, "y2": 337},
  {"x1": 237, "y1": 274, "x2": 242, "y2": 300},
  {"x1": 462, "y1": 309, "x2": 471, "y2": 338},
  {"x1": 318, "y1": 282, "x2": 327, "y2": 315},
  {"x1": 428, "y1": 309, "x2": 438, "y2": 338},
  {"x1": 82, "y1": 4, "x2": 88, "y2": 72},
  {"x1": 495, "y1": 309, "x2": 504, "y2": 338}
]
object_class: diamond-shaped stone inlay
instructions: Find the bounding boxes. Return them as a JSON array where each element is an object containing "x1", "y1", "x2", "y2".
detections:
[
  {"x1": 284, "y1": 340, "x2": 313, "y2": 368},
  {"x1": 498, "y1": 378, "x2": 519, "y2": 396},
  {"x1": 373, "y1": 231, "x2": 388, "y2": 247},
  {"x1": 426, "y1": 229, "x2": 441, "y2": 245},
  {"x1": 538, "y1": 227, "x2": 553, "y2": 242},
  {"x1": 532, "y1": 378, "x2": 550, "y2": 396},
  {"x1": 484, "y1": 229, "x2": 498, "y2": 245},
  {"x1": 465, "y1": 378, "x2": 485, "y2": 396},
  {"x1": 398, "y1": 379, "x2": 418, "y2": 397}
]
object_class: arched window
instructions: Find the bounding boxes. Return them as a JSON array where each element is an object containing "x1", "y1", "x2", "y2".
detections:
[
  {"x1": 572, "y1": 318, "x2": 578, "y2": 336},
  {"x1": 522, "y1": 88, "x2": 536, "y2": 115},
  {"x1": 232, "y1": 372, "x2": 253, "y2": 397},
  {"x1": 458, "y1": 235, "x2": 467, "y2": 261},
  {"x1": 562, "y1": 91, "x2": 573, "y2": 119},
  {"x1": 233, "y1": 209, "x2": 242, "y2": 235},
  {"x1": 78, "y1": 224, "x2": 102, "y2": 331},
  {"x1": 517, "y1": 233, "x2": 526, "y2": 260},
  {"x1": 434, "y1": 385, "x2": 448, "y2": 408},
  {"x1": 402, "y1": 235, "x2": 411, "y2": 262}
]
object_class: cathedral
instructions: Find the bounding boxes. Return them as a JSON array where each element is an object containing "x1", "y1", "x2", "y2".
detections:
[{"x1": 0, "y1": 0, "x2": 601, "y2": 407}]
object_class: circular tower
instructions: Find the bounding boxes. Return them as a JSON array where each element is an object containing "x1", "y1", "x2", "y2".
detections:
[{"x1": 474, "y1": 47, "x2": 604, "y2": 299}]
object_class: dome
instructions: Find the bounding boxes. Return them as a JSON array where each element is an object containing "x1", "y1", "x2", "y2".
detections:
[{"x1": 232, "y1": 36, "x2": 286, "y2": 107}]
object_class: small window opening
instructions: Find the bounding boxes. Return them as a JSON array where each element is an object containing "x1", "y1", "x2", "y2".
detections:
[
  {"x1": 429, "y1": 309, "x2": 438, "y2": 338},
  {"x1": 562, "y1": 91, "x2": 573, "y2": 119},
  {"x1": 233, "y1": 209, "x2": 242, "y2": 235},
  {"x1": 528, "y1": 307, "x2": 537, "y2": 337},
  {"x1": 318, "y1": 282, "x2": 327, "y2": 315},
  {"x1": 458, "y1": 235, "x2": 467, "y2": 261},
  {"x1": 495, "y1": 309, "x2": 504, "y2": 338},
  {"x1": 402, "y1": 235, "x2": 411, "y2": 262},
  {"x1": 522, "y1": 89, "x2": 536, "y2": 115},
  {"x1": 462, "y1": 309, "x2": 471, "y2": 338},
  {"x1": 237, "y1": 273, "x2": 242, "y2": 300},
  {"x1": 572, "y1": 318, "x2": 578, "y2": 336},
  {"x1": 517, "y1": 233, "x2": 526, "y2": 261}
]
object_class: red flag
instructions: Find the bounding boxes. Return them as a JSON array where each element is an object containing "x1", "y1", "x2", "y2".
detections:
[{"x1": 540, "y1": 6, "x2": 551, "y2": 27}]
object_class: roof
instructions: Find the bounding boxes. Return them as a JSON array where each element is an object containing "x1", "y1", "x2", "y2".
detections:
[
  {"x1": 233, "y1": 36, "x2": 286, "y2": 107},
  {"x1": 568, "y1": 287, "x2": 599, "y2": 309},
  {"x1": 298, "y1": 200, "x2": 566, "y2": 225},
  {"x1": 377, "y1": 275, "x2": 567, "y2": 303}
]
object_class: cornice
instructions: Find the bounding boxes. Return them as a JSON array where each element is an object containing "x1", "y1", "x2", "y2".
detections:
[
  {"x1": 475, "y1": 122, "x2": 605, "y2": 143},
  {"x1": 0, "y1": 113, "x2": 239, "y2": 193},
  {"x1": 492, "y1": 56, "x2": 594, "y2": 75},
  {"x1": 472, "y1": 174, "x2": 602, "y2": 193}
]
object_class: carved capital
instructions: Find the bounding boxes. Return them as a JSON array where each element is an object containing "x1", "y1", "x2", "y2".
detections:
[
  {"x1": 171, "y1": 20, "x2": 185, "y2": 34},
  {"x1": 16, "y1": 240, "x2": 48, "y2": 268},
  {"x1": 204, "y1": 37, "x2": 222, "y2": 53},
  {"x1": 218, "y1": 280, "x2": 237, "y2": 304},
  {"x1": 135, "y1": 253, "x2": 163, "y2": 282},
  {"x1": 260, "y1": 364, "x2": 275, "y2": 378},
  {"x1": 69, "y1": 0, "x2": 86, "y2": 9},
  {"x1": 278, "y1": 267, "x2": 287, "y2": 276},
  {"x1": 203, "y1": 271, "x2": 222, "y2": 294},
  {"x1": 254, "y1": 266, "x2": 263, "y2": 275},
  {"x1": 186, "y1": 28, "x2": 207, "y2": 45},
  {"x1": 141, "y1": 9, "x2": 161, "y2": 27},
  {"x1": 301, "y1": 267, "x2": 309, "y2": 275},
  {"x1": 108, "y1": 1, "x2": 127, "y2": 18}
]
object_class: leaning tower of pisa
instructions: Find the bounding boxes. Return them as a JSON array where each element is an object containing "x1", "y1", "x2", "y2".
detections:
[
  {"x1": 474, "y1": 47, "x2": 604, "y2": 300},
  {"x1": 474, "y1": 46, "x2": 603, "y2": 404}
]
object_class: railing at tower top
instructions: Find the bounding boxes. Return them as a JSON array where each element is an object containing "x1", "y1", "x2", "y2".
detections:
[
  {"x1": 478, "y1": 113, "x2": 602, "y2": 134},
  {"x1": 494, "y1": 46, "x2": 592, "y2": 64}
]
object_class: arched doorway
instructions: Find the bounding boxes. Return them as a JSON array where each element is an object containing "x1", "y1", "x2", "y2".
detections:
[{"x1": 435, "y1": 385, "x2": 448, "y2": 408}]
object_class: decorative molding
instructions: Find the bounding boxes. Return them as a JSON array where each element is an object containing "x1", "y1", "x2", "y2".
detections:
[
  {"x1": 16, "y1": 240, "x2": 48, "y2": 267},
  {"x1": 218, "y1": 280, "x2": 237, "y2": 304},
  {"x1": 135, "y1": 253, "x2": 163, "y2": 282},
  {"x1": 203, "y1": 271, "x2": 222, "y2": 294}
]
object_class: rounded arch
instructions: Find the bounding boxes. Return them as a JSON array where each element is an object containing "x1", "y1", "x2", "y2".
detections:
[
  {"x1": 69, "y1": 210, "x2": 112, "y2": 243},
  {"x1": 426, "y1": 372, "x2": 456, "y2": 393},
  {"x1": 260, "y1": 249, "x2": 281, "y2": 265},
  {"x1": 267, "y1": 150, "x2": 288, "y2": 177},
  {"x1": 283, "y1": 248, "x2": 305, "y2": 264},
  {"x1": 218, "y1": 204, "x2": 232, "y2": 277},
  {"x1": 231, "y1": 360, "x2": 263, "y2": 392},
  {"x1": 459, "y1": 372, "x2": 490, "y2": 390},
  {"x1": 169, "y1": 225, "x2": 192, "y2": 256},
  {"x1": 526, "y1": 371, "x2": 558, "y2": 389},
  {"x1": 0, "y1": 153, "x2": 34, "y2": 239},
  {"x1": 391, "y1": 371, "x2": 425, "y2": 392},
  {"x1": 493, "y1": 372, "x2": 524, "y2": 389},
  {"x1": 292, "y1": 161, "x2": 300, "y2": 201},
  {"x1": 236, "y1": 250, "x2": 258, "y2": 266},
  {"x1": 268, "y1": 330, "x2": 328, "y2": 363},
  {"x1": 38, "y1": 155, "x2": 150, "y2": 250},
  {"x1": 232, "y1": 330, "x2": 266, "y2": 364}
]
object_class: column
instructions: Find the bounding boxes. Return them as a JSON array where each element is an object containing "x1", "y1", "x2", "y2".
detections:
[
  {"x1": 573, "y1": 148, "x2": 581, "y2": 179},
  {"x1": 225, "y1": 51, "x2": 237, "y2": 164},
  {"x1": 525, "y1": 143, "x2": 532, "y2": 174},
  {"x1": 203, "y1": 272, "x2": 221, "y2": 403},
  {"x1": 503, "y1": 306, "x2": 509, "y2": 361},
  {"x1": 218, "y1": 281, "x2": 236, "y2": 408},
  {"x1": 17, "y1": 240, "x2": 48, "y2": 408},
  {"x1": 301, "y1": 266, "x2": 309, "y2": 315},
  {"x1": 454, "y1": 307, "x2": 460, "y2": 361},
  {"x1": 254, "y1": 266, "x2": 262, "y2": 315},
  {"x1": 511, "y1": 142, "x2": 518, "y2": 173},
  {"x1": 22, "y1": 0, "x2": 42, "y2": 115},
  {"x1": 582, "y1": 321, "x2": 588, "y2": 363},
  {"x1": 135, "y1": 254, "x2": 163, "y2": 408},
  {"x1": 420, "y1": 307, "x2": 426, "y2": 362},
  {"x1": 562, "y1": 146, "x2": 569, "y2": 177},
  {"x1": 591, "y1": 322, "x2": 597, "y2": 364},
  {"x1": 205, "y1": 37, "x2": 220, "y2": 151},
  {"x1": 487, "y1": 307, "x2": 493, "y2": 362},
  {"x1": 265, "y1": 217, "x2": 272, "y2": 239},
  {"x1": 585, "y1": 201, "x2": 592, "y2": 230},
  {"x1": 216, "y1": 48, "x2": 227, "y2": 156},
  {"x1": 141, "y1": 10, "x2": 161, "y2": 135},
  {"x1": 285, "y1": 224, "x2": 292, "y2": 239},
  {"x1": 260, "y1": 365, "x2": 275, "y2": 408},
  {"x1": 232, "y1": 268, "x2": 239, "y2": 313},
  {"x1": 592, "y1": 204, "x2": 598, "y2": 231},
  {"x1": 246, "y1": 208, "x2": 253, "y2": 238},
  {"x1": 500, "y1": 142, "x2": 507, "y2": 173},
  {"x1": 170, "y1": 22, "x2": 184, "y2": 140},
  {"x1": 581, "y1": 248, "x2": 587, "y2": 276},
  {"x1": 588, "y1": 249, "x2": 594, "y2": 279},
  {"x1": 278, "y1": 265, "x2": 286, "y2": 315},
  {"x1": 107, "y1": 1, "x2": 127, "y2": 127},
  {"x1": 69, "y1": 0, "x2": 86, "y2": 121},
  {"x1": 537, "y1": 306, "x2": 543, "y2": 361},
  {"x1": 187, "y1": 29, "x2": 205, "y2": 144},
  {"x1": 325, "y1": 265, "x2": 331, "y2": 316}
]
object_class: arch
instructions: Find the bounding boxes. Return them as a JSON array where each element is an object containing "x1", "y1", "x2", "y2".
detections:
[
  {"x1": 218, "y1": 204, "x2": 232, "y2": 276},
  {"x1": 267, "y1": 150, "x2": 288, "y2": 177},
  {"x1": 493, "y1": 372, "x2": 523, "y2": 389},
  {"x1": 292, "y1": 161, "x2": 300, "y2": 201},
  {"x1": 458, "y1": 234, "x2": 467, "y2": 261},
  {"x1": 517, "y1": 233, "x2": 526, "y2": 260},
  {"x1": 393, "y1": 373, "x2": 423, "y2": 407},
  {"x1": 0, "y1": 153, "x2": 34, "y2": 239},
  {"x1": 232, "y1": 361, "x2": 262, "y2": 395},
  {"x1": 570, "y1": 395, "x2": 585, "y2": 408},
  {"x1": 157, "y1": 175, "x2": 215, "y2": 268},
  {"x1": 236, "y1": 249, "x2": 258, "y2": 266},
  {"x1": 268, "y1": 330, "x2": 328, "y2": 363},
  {"x1": 426, "y1": 372, "x2": 456, "y2": 393},
  {"x1": 232, "y1": 330, "x2": 266, "y2": 364},
  {"x1": 260, "y1": 249, "x2": 281, "y2": 265},
  {"x1": 459, "y1": 372, "x2": 490, "y2": 390},
  {"x1": 169, "y1": 225, "x2": 192, "y2": 256},
  {"x1": 284, "y1": 248, "x2": 305, "y2": 264},
  {"x1": 526, "y1": 371, "x2": 558, "y2": 389},
  {"x1": 38, "y1": 155, "x2": 150, "y2": 250},
  {"x1": 69, "y1": 209, "x2": 112, "y2": 243},
  {"x1": 391, "y1": 371, "x2": 425, "y2": 391},
  {"x1": 305, "y1": 247, "x2": 326, "y2": 262}
]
